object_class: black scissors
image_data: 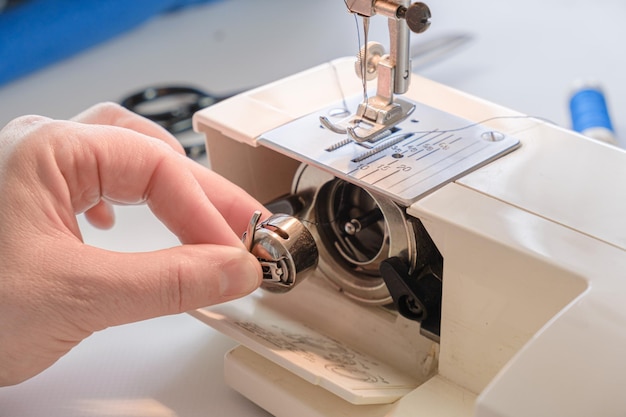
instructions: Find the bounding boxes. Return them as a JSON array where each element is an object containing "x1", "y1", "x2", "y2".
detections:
[
  {"x1": 120, "y1": 85, "x2": 234, "y2": 135},
  {"x1": 120, "y1": 85, "x2": 240, "y2": 159}
]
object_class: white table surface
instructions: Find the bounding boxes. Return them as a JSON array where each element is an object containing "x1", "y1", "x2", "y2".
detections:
[{"x1": 1, "y1": 1, "x2": 625, "y2": 416}]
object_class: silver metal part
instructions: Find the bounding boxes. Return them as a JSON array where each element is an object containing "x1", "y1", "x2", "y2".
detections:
[
  {"x1": 260, "y1": 96, "x2": 520, "y2": 207},
  {"x1": 291, "y1": 164, "x2": 418, "y2": 305},
  {"x1": 242, "y1": 212, "x2": 318, "y2": 293},
  {"x1": 323, "y1": 1, "x2": 431, "y2": 142},
  {"x1": 243, "y1": 211, "x2": 262, "y2": 252},
  {"x1": 355, "y1": 42, "x2": 386, "y2": 81}
]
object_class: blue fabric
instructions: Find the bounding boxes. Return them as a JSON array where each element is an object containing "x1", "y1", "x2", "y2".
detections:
[{"x1": 0, "y1": 0, "x2": 215, "y2": 86}]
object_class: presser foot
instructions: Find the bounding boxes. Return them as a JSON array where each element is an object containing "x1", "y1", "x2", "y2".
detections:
[{"x1": 319, "y1": 98, "x2": 416, "y2": 143}]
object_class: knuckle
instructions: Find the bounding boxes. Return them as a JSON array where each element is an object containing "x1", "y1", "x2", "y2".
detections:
[
  {"x1": 90, "y1": 101, "x2": 123, "y2": 113},
  {"x1": 161, "y1": 257, "x2": 187, "y2": 314},
  {"x1": 160, "y1": 251, "x2": 212, "y2": 314},
  {"x1": 1, "y1": 114, "x2": 51, "y2": 139},
  {"x1": 0, "y1": 115, "x2": 57, "y2": 158},
  {"x1": 6, "y1": 114, "x2": 49, "y2": 127},
  {"x1": 91, "y1": 101, "x2": 125, "y2": 116},
  {"x1": 72, "y1": 101, "x2": 128, "y2": 124}
]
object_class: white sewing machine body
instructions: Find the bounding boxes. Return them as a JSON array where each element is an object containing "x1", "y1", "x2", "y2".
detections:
[{"x1": 192, "y1": 56, "x2": 626, "y2": 416}]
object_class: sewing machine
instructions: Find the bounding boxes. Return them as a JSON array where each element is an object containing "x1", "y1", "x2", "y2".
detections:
[{"x1": 191, "y1": 1, "x2": 626, "y2": 416}]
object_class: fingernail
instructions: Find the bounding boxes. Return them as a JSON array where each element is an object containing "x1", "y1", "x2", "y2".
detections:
[{"x1": 220, "y1": 253, "x2": 261, "y2": 298}]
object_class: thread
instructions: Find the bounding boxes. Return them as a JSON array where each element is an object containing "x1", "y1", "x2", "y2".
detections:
[{"x1": 569, "y1": 83, "x2": 618, "y2": 146}]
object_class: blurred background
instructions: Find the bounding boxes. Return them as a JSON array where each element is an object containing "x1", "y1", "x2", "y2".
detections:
[{"x1": 1, "y1": 0, "x2": 625, "y2": 143}]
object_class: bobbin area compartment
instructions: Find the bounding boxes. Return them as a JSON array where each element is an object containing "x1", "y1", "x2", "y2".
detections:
[{"x1": 285, "y1": 164, "x2": 417, "y2": 306}]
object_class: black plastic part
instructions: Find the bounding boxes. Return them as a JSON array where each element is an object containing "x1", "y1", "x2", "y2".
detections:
[
  {"x1": 120, "y1": 86, "x2": 226, "y2": 134},
  {"x1": 379, "y1": 219, "x2": 442, "y2": 340},
  {"x1": 264, "y1": 194, "x2": 305, "y2": 216}
]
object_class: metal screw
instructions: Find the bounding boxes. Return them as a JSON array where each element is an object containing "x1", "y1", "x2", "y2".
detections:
[
  {"x1": 481, "y1": 131, "x2": 505, "y2": 142},
  {"x1": 401, "y1": 2, "x2": 432, "y2": 34}
]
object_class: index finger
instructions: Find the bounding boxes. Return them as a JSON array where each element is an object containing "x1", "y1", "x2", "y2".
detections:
[
  {"x1": 73, "y1": 102, "x2": 271, "y2": 235},
  {"x1": 20, "y1": 118, "x2": 246, "y2": 248},
  {"x1": 72, "y1": 102, "x2": 186, "y2": 155}
]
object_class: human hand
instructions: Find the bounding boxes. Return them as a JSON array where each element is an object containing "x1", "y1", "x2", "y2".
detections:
[{"x1": 0, "y1": 103, "x2": 268, "y2": 386}]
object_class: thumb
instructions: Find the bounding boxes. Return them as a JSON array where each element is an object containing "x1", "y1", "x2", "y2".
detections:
[{"x1": 70, "y1": 244, "x2": 262, "y2": 330}]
